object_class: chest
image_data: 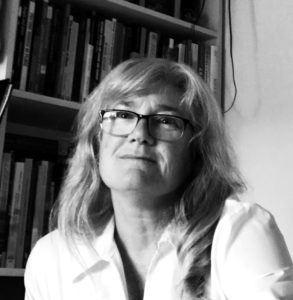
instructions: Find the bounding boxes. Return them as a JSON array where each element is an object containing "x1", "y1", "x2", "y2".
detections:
[{"x1": 69, "y1": 248, "x2": 181, "y2": 300}]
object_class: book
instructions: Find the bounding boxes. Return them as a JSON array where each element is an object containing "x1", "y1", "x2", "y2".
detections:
[
  {"x1": 15, "y1": 158, "x2": 33, "y2": 267},
  {"x1": 139, "y1": 26, "x2": 147, "y2": 58},
  {"x1": 90, "y1": 18, "x2": 105, "y2": 90},
  {"x1": 62, "y1": 19, "x2": 79, "y2": 100},
  {"x1": 204, "y1": 44, "x2": 211, "y2": 85},
  {"x1": 27, "y1": 0, "x2": 49, "y2": 93},
  {"x1": 210, "y1": 45, "x2": 218, "y2": 96},
  {"x1": 0, "y1": 152, "x2": 14, "y2": 267},
  {"x1": 146, "y1": 31, "x2": 158, "y2": 58},
  {"x1": 22, "y1": 160, "x2": 39, "y2": 264},
  {"x1": 112, "y1": 20, "x2": 125, "y2": 67},
  {"x1": 162, "y1": 38, "x2": 178, "y2": 61},
  {"x1": 37, "y1": 3, "x2": 53, "y2": 93},
  {"x1": 176, "y1": 42, "x2": 185, "y2": 63},
  {"x1": 30, "y1": 160, "x2": 52, "y2": 249},
  {"x1": 184, "y1": 39, "x2": 192, "y2": 65},
  {"x1": 100, "y1": 19, "x2": 114, "y2": 81},
  {"x1": 19, "y1": 0, "x2": 36, "y2": 90},
  {"x1": 72, "y1": 13, "x2": 87, "y2": 102},
  {"x1": 80, "y1": 14, "x2": 95, "y2": 101},
  {"x1": 44, "y1": 4, "x2": 63, "y2": 97},
  {"x1": 191, "y1": 42, "x2": 199, "y2": 71},
  {"x1": 197, "y1": 43, "x2": 205, "y2": 79},
  {"x1": 108, "y1": 18, "x2": 117, "y2": 70},
  {"x1": 55, "y1": 4, "x2": 72, "y2": 98},
  {"x1": 5, "y1": 161, "x2": 25, "y2": 268},
  {"x1": 11, "y1": 0, "x2": 28, "y2": 89}
]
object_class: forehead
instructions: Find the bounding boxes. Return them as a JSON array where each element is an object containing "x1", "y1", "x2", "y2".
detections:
[{"x1": 112, "y1": 89, "x2": 186, "y2": 113}]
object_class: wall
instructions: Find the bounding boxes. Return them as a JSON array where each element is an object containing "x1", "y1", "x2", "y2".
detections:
[{"x1": 224, "y1": 1, "x2": 293, "y2": 255}]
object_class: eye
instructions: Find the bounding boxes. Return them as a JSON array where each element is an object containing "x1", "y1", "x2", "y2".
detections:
[
  {"x1": 154, "y1": 116, "x2": 182, "y2": 129},
  {"x1": 157, "y1": 116, "x2": 177, "y2": 125},
  {"x1": 116, "y1": 111, "x2": 135, "y2": 119}
]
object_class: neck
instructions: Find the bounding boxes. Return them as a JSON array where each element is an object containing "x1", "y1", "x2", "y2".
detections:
[
  {"x1": 111, "y1": 190, "x2": 175, "y2": 298},
  {"x1": 112, "y1": 190, "x2": 173, "y2": 252}
]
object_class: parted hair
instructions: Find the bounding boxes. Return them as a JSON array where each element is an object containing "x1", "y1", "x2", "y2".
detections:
[{"x1": 50, "y1": 58, "x2": 244, "y2": 298}]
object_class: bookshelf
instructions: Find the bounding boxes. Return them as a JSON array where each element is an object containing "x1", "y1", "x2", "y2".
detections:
[{"x1": 0, "y1": 0, "x2": 224, "y2": 286}]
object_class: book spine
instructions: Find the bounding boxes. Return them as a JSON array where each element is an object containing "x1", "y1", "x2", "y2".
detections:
[
  {"x1": 12, "y1": 2, "x2": 27, "y2": 89},
  {"x1": 95, "y1": 20, "x2": 105, "y2": 85},
  {"x1": 139, "y1": 26, "x2": 147, "y2": 58},
  {"x1": 191, "y1": 42, "x2": 199, "y2": 72},
  {"x1": 90, "y1": 18, "x2": 104, "y2": 90},
  {"x1": 27, "y1": 0, "x2": 48, "y2": 93},
  {"x1": 15, "y1": 158, "x2": 33, "y2": 267},
  {"x1": 100, "y1": 19, "x2": 114, "y2": 81},
  {"x1": 5, "y1": 162, "x2": 25, "y2": 268},
  {"x1": 176, "y1": 42, "x2": 185, "y2": 63},
  {"x1": 0, "y1": 153, "x2": 13, "y2": 266},
  {"x1": 146, "y1": 31, "x2": 158, "y2": 58},
  {"x1": 62, "y1": 20, "x2": 79, "y2": 100},
  {"x1": 30, "y1": 161, "x2": 51, "y2": 249},
  {"x1": 23, "y1": 160, "x2": 38, "y2": 264},
  {"x1": 204, "y1": 45, "x2": 211, "y2": 85},
  {"x1": 38, "y1": 4, "x2": 53, "y2": 93},
  {"x1": 197, "y1": 43, "x2": 205, "y2": 79},
  {"x1": 72, "y1": 15, "x2": 87, "y2": 102},
  {"x1": 59, "y1": 14, "x2": 74, "y2": 99},
  {"x1": 210, "y1": 45, "x2": 218, "y2": 97},
  {"x1": 44, "y1": 4, "x2": 62, "y2": 96},
  {"x1": 19, "y1": 0, "x2": 36, "y2": 90},
  {"x1": 55, "y1": 4, "x2": 72, "y2": 98},
  {"x1": 184, "y1": 39, "x2": 192, "y2": 65},
  {"x1": 108, "y1": 18, "x2": 117, "y2": 70},
  {"x1": 79, "y1": 17, "x2": 93, "y2": 102}
]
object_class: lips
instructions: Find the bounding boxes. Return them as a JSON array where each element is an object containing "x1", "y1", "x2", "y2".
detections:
[{"x1": 119, "y1": 154, "x2": 156, "y2": 163}]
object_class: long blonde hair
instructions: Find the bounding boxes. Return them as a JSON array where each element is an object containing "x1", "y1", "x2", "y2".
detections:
[{"x1": 50, "y1": 58, "x2": 244, "y2": 298}]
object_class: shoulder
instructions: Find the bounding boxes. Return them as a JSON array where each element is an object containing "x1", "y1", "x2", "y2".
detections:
[
  {"x1": 214, "y1": 198, "x2": 286, "y2": 253},
  {"x1": 210, "y1": 198, "x2": 293, "y2": 298},
  {"x1": 28, "y1": 230, "x2": 67, "y2": 260},
  {"x1": 25, "y1": 230, "x2": 68, "y2": 274},
  {"x1": 220, "y1": 198, "x2": 274, "y2": 226}
]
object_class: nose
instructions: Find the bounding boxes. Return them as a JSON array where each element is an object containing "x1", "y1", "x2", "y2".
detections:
[{"x1": 127, "y1": 118, "x2": 155, "y2": 145}]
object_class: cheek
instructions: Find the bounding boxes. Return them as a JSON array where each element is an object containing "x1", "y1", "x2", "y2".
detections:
[{"x1": 98, "y1": 137, "x2": 115, "y2": 180}]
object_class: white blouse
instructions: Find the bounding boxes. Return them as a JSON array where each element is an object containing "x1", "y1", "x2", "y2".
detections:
[{"x1": 24, "y1": 199, "x2": 293, "y2": 300}]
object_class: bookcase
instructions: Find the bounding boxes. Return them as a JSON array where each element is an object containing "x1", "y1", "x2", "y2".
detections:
[{"x1": 0, "y1": 0, "x2": 224, "y2": 296}]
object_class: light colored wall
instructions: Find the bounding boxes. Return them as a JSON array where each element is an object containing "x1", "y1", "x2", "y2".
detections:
[{"x1": 224, "y1": 1, "x2": 293, "y2": 255}]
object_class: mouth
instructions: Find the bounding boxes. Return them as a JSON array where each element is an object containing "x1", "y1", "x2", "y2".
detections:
[{"x1": 120, "y1": 155, "x2": 156, "y2": 163}]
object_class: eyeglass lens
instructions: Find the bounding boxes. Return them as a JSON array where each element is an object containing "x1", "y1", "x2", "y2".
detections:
[{"x1": 101, "y1": 110, "x2": 185, "y2": 141}]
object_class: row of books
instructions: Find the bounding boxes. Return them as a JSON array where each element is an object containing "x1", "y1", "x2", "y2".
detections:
[
  {"x1": 11, "y1": 0, "x2": 218, "y2": 103},
  {"x1": 0, "y1": 153, "x2": 56, "y2": 268}
]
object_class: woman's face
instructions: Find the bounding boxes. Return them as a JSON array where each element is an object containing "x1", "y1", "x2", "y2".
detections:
[{"x1": 98, "y1": 89, "x2": 193, "y2": 205}]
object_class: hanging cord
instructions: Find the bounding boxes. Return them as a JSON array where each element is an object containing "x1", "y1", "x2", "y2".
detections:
[
  {"x1": 224, "y1": 0, "x2": 237, "y2": 113},
  {"x1": 195, "y1": 0, "x2": 206, "y2": 24}
]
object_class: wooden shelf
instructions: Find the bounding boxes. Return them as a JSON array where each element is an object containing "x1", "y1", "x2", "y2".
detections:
[
  {"x1": 7, "y1": 90, "x2": 80, "y2": 136},
  {"x1": 0, "y1": 268, "x2": 24, "y2": 277},
  {"x1": 60, "y1": 0, "x2": 217, "y2": 40}
]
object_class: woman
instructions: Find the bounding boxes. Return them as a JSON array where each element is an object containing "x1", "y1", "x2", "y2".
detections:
[{"x1": 25, "y1": 58, "x2": 293, "y2": 300}]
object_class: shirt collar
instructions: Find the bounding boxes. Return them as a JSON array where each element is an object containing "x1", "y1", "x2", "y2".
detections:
[
  {"x1": 70, "y1": 217, "x2": 179, "y2": 282},
  {"x1": 70, "y1": 218, "x2": 117, "y2": 282}
]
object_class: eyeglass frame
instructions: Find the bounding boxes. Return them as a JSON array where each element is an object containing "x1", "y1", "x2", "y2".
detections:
[{"x1": 99, "y1": 109, "x2": 193, "y2": 141}]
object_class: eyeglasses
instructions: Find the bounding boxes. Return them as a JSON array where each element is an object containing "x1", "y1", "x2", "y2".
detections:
[{"x1": 99, "y1": 109, "x2": 191, "y2": 141}]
